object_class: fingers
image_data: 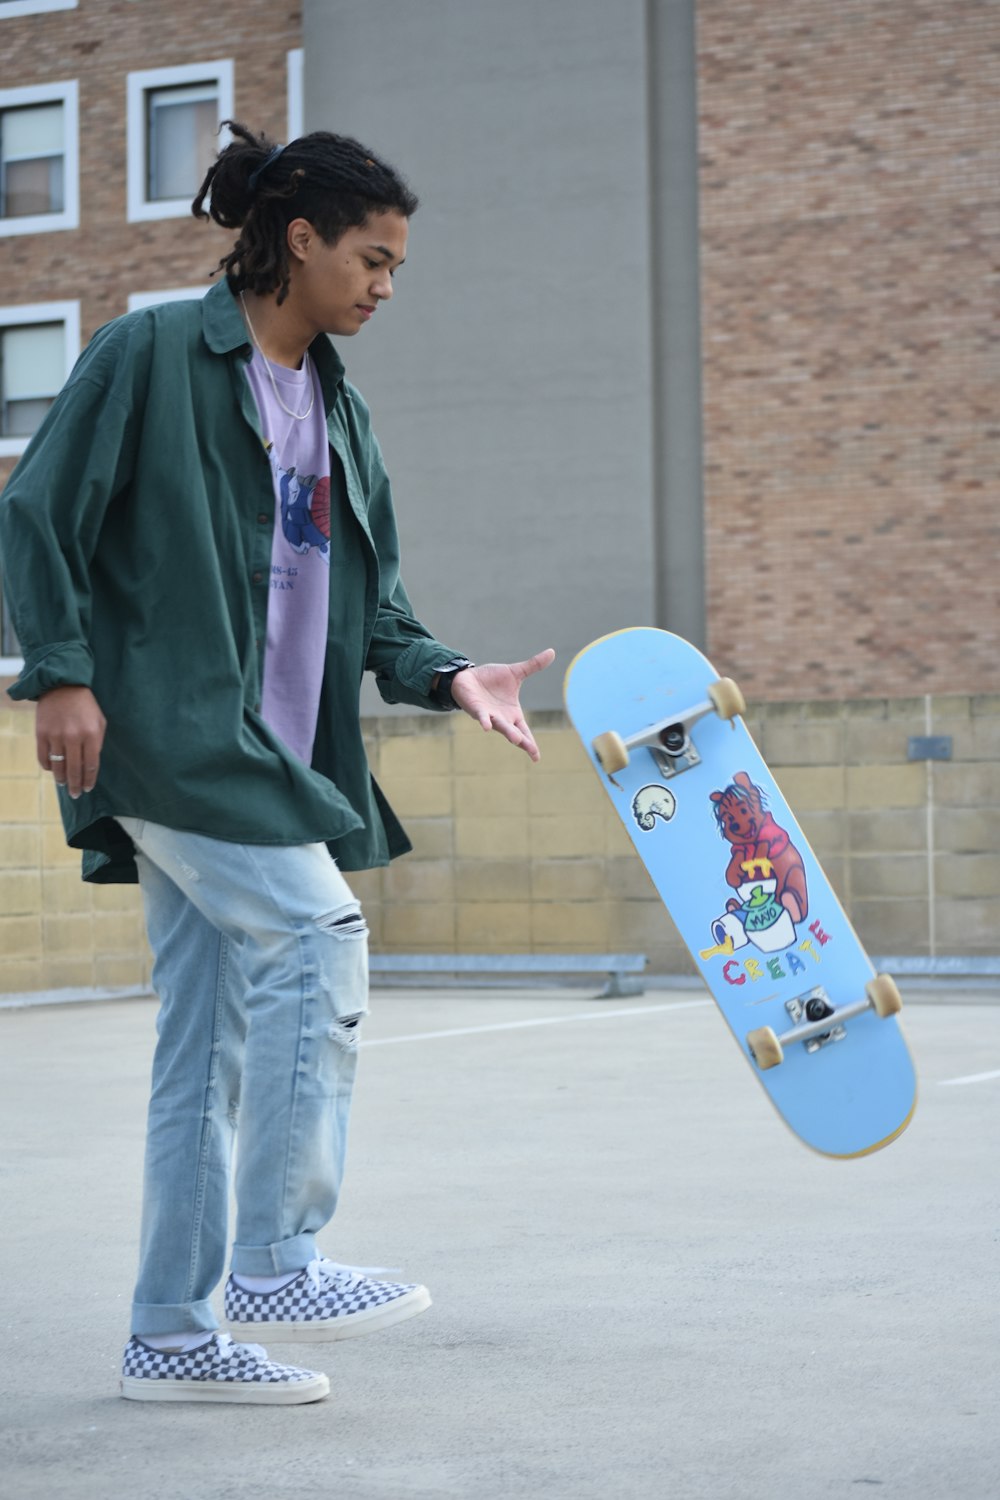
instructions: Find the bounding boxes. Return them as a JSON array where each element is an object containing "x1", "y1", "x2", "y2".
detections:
[
  {"x1": 488, "y1": 711, "x2": 541, "y2": 763},
  {"x1": 36, "y1": 686, "x2": 106, "y2": 799},
  {"x1": 513, "y1": 648, "x2": 556, "y2": 681},
  {"x1": 40, "y1": 736, "x2": 102, "y2": 798},
  {"x1": 451, "y1": 654, "x2": 552, "y2": 761},
  {"x1": 41, "y1": 748, "x2": 68, "y2": 787}
]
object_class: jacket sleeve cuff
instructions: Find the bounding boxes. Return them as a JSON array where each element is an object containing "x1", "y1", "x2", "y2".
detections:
[
  {"x1": 376, "y1": 640, "x2": 468, "y2": 711},
  {"x1": 6, "y1": 641, "x2": 95, "y2": 701}
]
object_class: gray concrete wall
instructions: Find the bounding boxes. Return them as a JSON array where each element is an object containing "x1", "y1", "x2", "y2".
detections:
[{"x1": 303, "y1": 0, "x2": 662, "y2": 709}]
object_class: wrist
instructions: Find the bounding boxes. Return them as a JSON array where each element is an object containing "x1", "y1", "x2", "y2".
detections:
[{"x1": 429, "y1": 657, "x2": 475, "y2": 708}]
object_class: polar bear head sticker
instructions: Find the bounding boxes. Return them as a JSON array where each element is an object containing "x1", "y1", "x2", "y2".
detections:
[{"x1": 632, "y1": 784, "x2": 677, "y2": 832}]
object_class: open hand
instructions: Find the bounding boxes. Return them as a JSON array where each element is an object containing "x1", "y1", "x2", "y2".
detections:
[{"x1": 450, "y1": 649, "x2": 556, "y2": 762}]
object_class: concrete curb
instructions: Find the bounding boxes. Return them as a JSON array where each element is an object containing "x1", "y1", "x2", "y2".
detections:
[{"x1": 3, "y1": 970, "x2": 999, "y2": 1010}]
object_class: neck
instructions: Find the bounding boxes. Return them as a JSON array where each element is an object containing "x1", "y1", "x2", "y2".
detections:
[{"x1": 239, "y1": 289, "x2": 312, "y2": 369}]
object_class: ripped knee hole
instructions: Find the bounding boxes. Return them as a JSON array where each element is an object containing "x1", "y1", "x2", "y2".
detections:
[
  {"x1": 327, "y1": 1012, "x2": 365, "y2": 1045},
  {"x1": 314, "y1": 907, "x2": 368, "y2": 940}
]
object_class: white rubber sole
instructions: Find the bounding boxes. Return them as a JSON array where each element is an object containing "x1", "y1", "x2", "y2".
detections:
[
  {"x1": 120, "y1": 1371, "x2": 330, "y2": 1404},
  {"x1": 228, "y1": 1285, "x2": 432, "y2": 1344}
]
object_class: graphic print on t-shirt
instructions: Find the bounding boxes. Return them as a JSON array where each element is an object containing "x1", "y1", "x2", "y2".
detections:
[
  {"x1": 245, "y1": 343, "x2": 332, "y2": 766},
  {"x1": 278, "y1": 463, "x2": 331, "y2": 561}
]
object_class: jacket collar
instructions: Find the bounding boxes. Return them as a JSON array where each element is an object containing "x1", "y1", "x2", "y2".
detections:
[{"x1": 201, "y1": 278, "x2": 346, "y2": 402}]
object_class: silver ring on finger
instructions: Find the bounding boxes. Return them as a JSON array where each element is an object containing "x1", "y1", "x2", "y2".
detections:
[{"x1": 48, "y1": 753, "x2": 67, "y2": 762}]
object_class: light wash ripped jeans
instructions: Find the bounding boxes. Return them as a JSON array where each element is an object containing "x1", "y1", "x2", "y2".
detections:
[{"x1": 117, "y1": 818, "x2": 368, "y2": 1337}]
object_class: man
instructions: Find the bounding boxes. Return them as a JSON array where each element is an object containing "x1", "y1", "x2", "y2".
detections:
[{"x1": 0, "y1": 123, "x2": 554, "y2": 1404}]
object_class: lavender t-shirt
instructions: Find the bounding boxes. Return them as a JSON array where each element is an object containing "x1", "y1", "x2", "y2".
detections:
[{"x1": 244, "y1": 347, "x2": 330, "y2": 764}]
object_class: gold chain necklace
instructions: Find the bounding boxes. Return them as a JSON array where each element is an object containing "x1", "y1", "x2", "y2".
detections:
[{"x1": 239, "y1": 292, "x2": 316, "y2": 421}]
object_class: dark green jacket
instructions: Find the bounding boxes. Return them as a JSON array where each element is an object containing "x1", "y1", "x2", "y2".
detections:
[{"x1": 0, "y1": 280, "x2": 461, "y2": 883}]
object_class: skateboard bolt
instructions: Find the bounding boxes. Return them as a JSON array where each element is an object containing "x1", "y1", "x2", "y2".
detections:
[
  {"x1": 805, "y1": 997, "x2": 834, "y2": 1022},
  {"x1": 661, "y1": 725, "x2": 687, "y2": 756}
]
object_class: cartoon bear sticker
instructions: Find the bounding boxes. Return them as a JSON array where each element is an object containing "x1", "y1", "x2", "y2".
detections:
[{"x1": 710, "y1": 770, "x2": 808, "y2": 924}]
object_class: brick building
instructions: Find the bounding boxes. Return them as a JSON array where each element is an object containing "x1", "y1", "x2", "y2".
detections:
[
  {"x1": 698, "y1": 0, "x2": 1000, "y2": 700},
  {"x1": 0, "y1": 0, "x2": 301, "y2": 662},
  {"x1": 1, "y1": 1, "x2": 997, "y2": 992}
]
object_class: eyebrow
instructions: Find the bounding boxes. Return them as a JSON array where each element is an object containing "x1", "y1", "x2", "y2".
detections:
[{"x1": 367, "y1": 243, "x2": 406, "y2": 266}]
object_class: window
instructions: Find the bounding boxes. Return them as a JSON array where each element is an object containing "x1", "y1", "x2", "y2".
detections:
[
  {"x1": 1, "y1": 322, "x2": 64, "y2": 435},
  {"x1": 127, "y1": 61, "x2": 233, "y2": 222},
  {"x1": 147, "y1": 84, "x2": 218, "y2": 202},
  {"x1": 0, "y1": 1, "x2": 78, "y2": 17},
  {"x1": 0, "y1": 81, "x2": 78, "y2": 236},
  {"x1": 287, "y1": 49, "x2": 304, "y2": 142},
  {"x1": 2, "y1": 103, "x2": 63, "y2": 217},
  {"x1": 128, "y1": 286, "x2": 208, "y2": 312},
  {"x1": 0, "y1": 300, "x2": 79, "y2": 457},
  {"x1": 0, "y1": 300, "x2": 79, "y2": 666},
  {"x1": 1, "y1": 585, "x2": 18, "y2": 665}
]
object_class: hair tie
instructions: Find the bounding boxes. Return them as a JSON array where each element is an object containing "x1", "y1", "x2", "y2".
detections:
[{"x1": 248, "y1": 143, "x2": 287, "y2": 191}]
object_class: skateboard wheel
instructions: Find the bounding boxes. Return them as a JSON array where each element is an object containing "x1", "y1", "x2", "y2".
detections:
[
  {"x1": 708, "y1": 677, "x2": 746, "y2": 722},
  {"x1": 747, "y1": 1026, "x2": 784, "y2": 1070},
  {"x1": 592, "y1": 731, "x2": 629, "y2": 774},
  {"x1": 866, "y1": 973, "x2": 902, "y2": 1018}
]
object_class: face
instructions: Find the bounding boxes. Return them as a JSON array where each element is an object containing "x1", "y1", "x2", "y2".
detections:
[{"x1": 286, "y1": 209, "x2": 409, "y2": 337}]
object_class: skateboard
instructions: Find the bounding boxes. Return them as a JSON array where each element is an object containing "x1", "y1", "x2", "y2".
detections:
[{"x1": 564, "y1": 628, "x2": 917, "y2": 1158}]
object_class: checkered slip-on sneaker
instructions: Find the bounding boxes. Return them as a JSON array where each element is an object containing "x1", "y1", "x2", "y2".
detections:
[
  {"x1": 120, "y1": 1332, "x2": 329, "y2": 1404},
  {"x1": 226, "y1": 1256, "x2": 432, "y2": 1343}
]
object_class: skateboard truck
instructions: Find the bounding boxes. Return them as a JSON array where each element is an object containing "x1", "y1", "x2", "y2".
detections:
[
  {"x1": 746, "y1": 974, "x2": 903, "y2": 1070},
  {"x1": 649, "y1": 723, "x2": 700, "y2": 780},
  {"x1": 784, "y1": 987, "x2": 845, "y2": 1054},
  {"x1": 592, "y1": 678, "x2": 746, "y2": 779}
]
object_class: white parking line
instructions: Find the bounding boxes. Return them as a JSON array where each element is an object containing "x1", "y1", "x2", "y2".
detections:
[
  {"x1": 362, "y1": 999, "x2": 712, "y2": 1048},
  {"x1": 938, "y1": 1069, "x2": 1000, "y2": 1087}
]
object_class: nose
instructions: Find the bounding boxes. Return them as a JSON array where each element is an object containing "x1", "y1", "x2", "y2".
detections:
[{"x1": 372, "y1": 267, "x2": 393, "y2": 301}]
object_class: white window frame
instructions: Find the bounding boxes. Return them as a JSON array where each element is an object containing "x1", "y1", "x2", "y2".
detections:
[
  {"x1": 0, "y1": 645, "x2": 21, "y2": 678},
  {"x1": 0, "y1": 615, "x2": 21, "y2": 674},
  {"x1": 0, "y1": 1, "x2": 77, "y2": 17},
  {"x1": 126, "y1": 60, "x2": 233, "y2": 224},
  {"x1": 0, "y1": 79, "x2": 79, "y2": 237},
  {"x1": 0, "y1": 298, "x2": 79, "y2": 459},
  {"x1": 287, "y1": 49, "x2": 304, "y2": 142},
  {"x1": 128, "y1": 285, "x2": 209, "y2": 312},
  {"x1": 0, "y1": 297, "x2": 80, "y2": 672}
]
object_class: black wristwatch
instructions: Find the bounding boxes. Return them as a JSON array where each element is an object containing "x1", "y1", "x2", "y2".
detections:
[{"x1": 430, "y1": 657, "x2": 475, "y2": 708}]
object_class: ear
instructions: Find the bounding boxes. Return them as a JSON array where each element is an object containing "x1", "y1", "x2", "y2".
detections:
[
  {"x1": 734, "y1": 771, "x2": 754, "y2": 792},
  {"x1": 286, "y1": 217, "x2": 315, "y2": 266},
  {"x1": 710, "y1": 792, "x2": 723, "y2": 804}
]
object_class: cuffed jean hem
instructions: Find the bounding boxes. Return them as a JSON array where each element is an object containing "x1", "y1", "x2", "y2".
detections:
[
  {"x1": 131, "y1": 1298, "x2": 217, "y2": 1337},
  {"x1": 231, "y1": 1232, "x2": 318, "y2": 1277}
]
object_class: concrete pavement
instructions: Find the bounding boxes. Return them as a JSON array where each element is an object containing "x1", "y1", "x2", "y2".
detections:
[{"x1": 0, "y1": 986, "x2": 997, "y2": 1500}]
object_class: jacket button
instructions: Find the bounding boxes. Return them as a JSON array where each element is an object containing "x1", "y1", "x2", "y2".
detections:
[
  {"x1": 252, "y1": 571, "x2": 263, "y2": 584},
  {"x1": 257, "y1": 513, "x2": 269, "y2": 524}
]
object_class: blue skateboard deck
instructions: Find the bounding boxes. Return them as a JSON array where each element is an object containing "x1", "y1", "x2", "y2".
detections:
[{"x1": 564, "y1": 628, "x2": 917, "y2": 1158}]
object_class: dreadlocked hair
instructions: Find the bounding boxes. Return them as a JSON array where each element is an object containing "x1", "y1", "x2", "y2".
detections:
[{"x1": 192, "y1": 121, "x2": 419, "y2": 305}]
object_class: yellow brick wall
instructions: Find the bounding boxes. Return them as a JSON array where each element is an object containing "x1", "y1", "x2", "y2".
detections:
[
  {"x1": 359, "y1": 693, "x2": 1000, "y2": 970},
  {"x1": 0, "y1": 697, "x2": 150, "y2": 995},
  {"x1": 2, "y1": 691, "x2": 998, "y2": 995}
]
